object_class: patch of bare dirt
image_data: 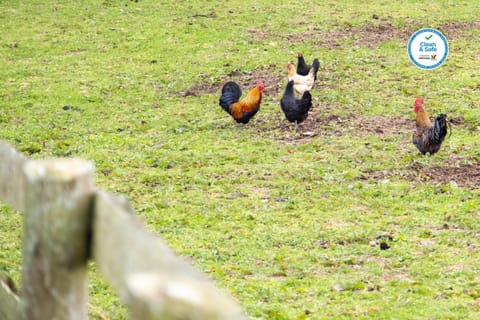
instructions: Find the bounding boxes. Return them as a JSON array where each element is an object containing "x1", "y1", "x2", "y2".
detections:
[
  {"x1": 247, "y1": 28, "x2": 270, "y2": 41},
  {"x1": 313, "y1": 23, "x2": 412, "y2": 49},
  {"x1": 251, "y1": 110, "x2": 411, "y2": 146},
  {"x1": 449, "y1": 116, "x2": 465, "y2": 126},
  {"x1": 317, "y1": 20, "x2": 480, "y2": 49},
  {"x1": 361, "y1": 155, "x2": 480, "y2": 189},
  {"x1": 419, "y1": 162, "x2": 480, "y2": 188},
  {"x1": 314, "y1": 21, "x2": 480, "y2": 49},
  {"x1": 178, "y1": 65, "x2": 284, "y2": 98},
  {"x1": 253, "y1": 101, "x2": 466, "y2": 145},
  {"x1": 440, "y1": 21, "x2": 480, "y2": 39},
  {"x1": 252, "y1": 20, "x2": 480, "y2": 49},
  {"x1": 268, "y1": 106, "x2": 417, "y2": 139}
]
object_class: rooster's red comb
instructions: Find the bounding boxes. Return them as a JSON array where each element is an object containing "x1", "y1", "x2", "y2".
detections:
[{"x1": 414, "y1": 98, "x2": 424, "y2": 105}]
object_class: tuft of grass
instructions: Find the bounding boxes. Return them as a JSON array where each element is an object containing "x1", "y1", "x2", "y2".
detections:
[{"x1": 1, "y1": 1, "x2": 480, "y2": 319}]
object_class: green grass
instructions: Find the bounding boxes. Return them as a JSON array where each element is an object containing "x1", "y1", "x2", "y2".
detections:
[{"x1": 1, "y1": 0, "x2": 480, "y2": 319}]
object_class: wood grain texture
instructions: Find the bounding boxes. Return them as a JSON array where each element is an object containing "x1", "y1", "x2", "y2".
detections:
[
  {"x1": 21, "y1": 159, "x2": 94, "y2": 320},
  {"x1": 93, "y1": 191, "x2": 245, "y2": 320},
  {"x1": 0, "y1": 141, "x2": 28, "y2": 212}
]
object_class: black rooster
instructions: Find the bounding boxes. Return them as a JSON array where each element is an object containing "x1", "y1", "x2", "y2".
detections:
[
  {"x1": 297, "y1": 53, "x2": 320, "y2": 80},
  {"x1": 280, "y1": 80, "x2": 313, "y2": 131}
]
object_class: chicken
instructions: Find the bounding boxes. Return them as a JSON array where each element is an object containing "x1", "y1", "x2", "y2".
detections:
[
  {"x1": 297, "y1": 53, "x2": 320, "y2": 80},
  {"x1": 286, "y1": 62, "x2": 315, "y2": 96},
  {"x1": 412, "y1": 98, "x2": 450, "y2": 155},
  {"x1": 280, "y1": 80, "x2": 312, "y2": 131},
  {"x1": 218, "y1": 81, "x2": 264, "y2": 124}
]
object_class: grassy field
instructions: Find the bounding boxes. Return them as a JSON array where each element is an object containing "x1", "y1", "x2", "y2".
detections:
[{"x1": 1, "y1": 1, "x2": 480, "y2": 319}]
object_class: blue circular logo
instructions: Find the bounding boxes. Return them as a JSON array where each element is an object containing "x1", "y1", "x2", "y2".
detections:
[{"x1": 407, "y1": 28, "x2": 448, "y2": 70}]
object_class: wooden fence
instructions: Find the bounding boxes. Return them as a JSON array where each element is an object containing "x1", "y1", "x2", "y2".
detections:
[{"x1": 0, "y1": 141, "x2": 245, "y2": 320}]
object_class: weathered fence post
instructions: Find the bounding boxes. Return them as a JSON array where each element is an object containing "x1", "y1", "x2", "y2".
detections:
[
  {"x1": 1, "y1": 140, "x2": 246, "y2": 319},
  {"x1": 0, "y1": 273, "x2": 20, "y2": 320},
  {"x1": 93, "y1": 191, "x2": 246, "y2": 320},
  {"x1": 0, "y1": 141, "x2": 28, "y2": 212},
  {"x1": 21, "y1": 159, "x2": 94, "y2": 320}
]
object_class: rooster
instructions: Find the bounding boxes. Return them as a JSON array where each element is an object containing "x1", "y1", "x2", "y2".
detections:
[
  {"x1": 280, "y1": 80, "x2": 312, "y2": 131},
  {"x1": 287, "y1": 62, "x2": 315, "y2": 96},
  {"x1": 412, "y1": 98, "x2": 450, "y2": 155},
  {"x1": 297, "y1": 53, "x2": 320, "y2": 80},
  {"x1": 218, "y1": 81, "x2": 264, "y2": 124}
]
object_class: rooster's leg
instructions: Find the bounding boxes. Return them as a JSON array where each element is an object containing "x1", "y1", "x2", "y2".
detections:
[{"x1": 295, "y1": 121, "x2": 299, "y2": 132}]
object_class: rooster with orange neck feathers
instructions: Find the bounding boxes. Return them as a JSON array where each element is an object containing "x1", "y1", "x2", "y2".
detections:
[
  {"x1": 412, "y1": 98, "x2": 450, "y2": 155},
  {"x1": 219, "y1": 81, "x2": 264, "y2": 124}
]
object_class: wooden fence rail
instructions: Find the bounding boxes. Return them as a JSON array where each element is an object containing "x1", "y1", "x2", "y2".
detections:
[{"x1": 0, "y1": 141, "x2": 245, "y2": 320}]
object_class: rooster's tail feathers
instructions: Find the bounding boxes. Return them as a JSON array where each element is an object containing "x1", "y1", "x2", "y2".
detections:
[
  {"x1": 312, "y1": 59, "x2": 320, "y2": 72},
  {"x1": 311, "y1": 59, "x2": 320, "y2": 80},
  {"x1": 432, "y1": 114, "x2": 449, "y2": 143},
  {"x1": 297, "y1": 54, "x2": 308, "y2": 74},
  {"x1": 219, "y1": 81, "x2": 242, "y2": 112},
  {"x1": 299, "y1": 91, "x2": 313, "y2": 113}
]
